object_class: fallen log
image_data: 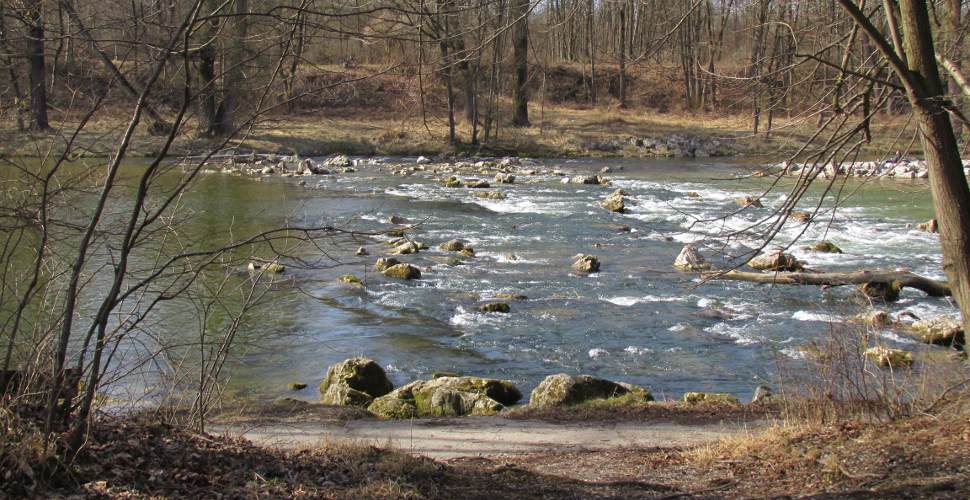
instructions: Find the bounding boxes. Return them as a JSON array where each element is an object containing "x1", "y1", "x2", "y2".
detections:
[{"x1": 703, "y1": 270, "x2": 951, "y2": 298}]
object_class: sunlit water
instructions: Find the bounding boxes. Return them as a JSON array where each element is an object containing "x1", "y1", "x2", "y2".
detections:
[{"x1": 11, "y1": 156, "x2": 950, "y2": 404}]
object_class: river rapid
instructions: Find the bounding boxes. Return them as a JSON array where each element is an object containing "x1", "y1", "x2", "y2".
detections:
[{"x1": 163, "y1": 155, "x2": 954, "y2": 404}]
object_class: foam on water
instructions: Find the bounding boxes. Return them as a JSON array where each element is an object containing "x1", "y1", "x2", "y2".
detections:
[
  {"x1": 792, "y1": 311, "x2": 843, "y2": 323},
  {"x1": 601, "y1": 295, "x2": 684, "y2": 306}
]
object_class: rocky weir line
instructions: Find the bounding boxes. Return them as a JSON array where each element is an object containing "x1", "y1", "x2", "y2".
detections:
[
  {"x1": 303, "y1": 357, "x2": 746, "y2": 420},
  {"x1": 770, "y1": 157, "x2": 970, "y2": 180}
]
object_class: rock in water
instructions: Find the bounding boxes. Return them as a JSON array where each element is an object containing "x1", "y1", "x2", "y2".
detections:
[
  {"x1": 440, "y1": 239, "x2": 467, "y2": 252},
  {"x1": 571, "y1": 254, "x2": 601, "y2": 273},
  {"x1": 916, "y1": 218, "x2": 939, "y2": 233},
  {"x1": 529, "y1": 374, "x2": 653, "y2": 407},
  {"x1": 911, "y1": 315, "x2": 965, "y2": 347},
  {"x1": 735, "y1": 196, "x2": 764, "y2": 208},
  {"x1": 494, "y1": 173, "x2": 516, "y2": 184},
  {"x1": 600, "y1": 189, "x2": 627, "y2": 213},
  {"x1": 855, "y1": 310, "x2": 892, "y2": 327},
  {"x1": 682, "y1": 392, "x2": 740, "y2": 405},
  {"x1": 464, "y1": 179, "x2": 490, "y2": 189},
  {"x1": 477, "y1": 302, "x2": 510, "y2": 313},
  {"x1": 805, "y1": 241, "x2": 842, "y2": 253},
  {"x1": 367, "y1": 376, "x2": 522, "y2": 419},
  {"x1": 858, "y1": 281, "x2": 902, "y2": 302},
  {"x1": 475, "y1": 191, "x2": 506, "y2": 200},
  {"x1": 374, "y1": 257, "x2": 400, "y2": 272},
  {"x1": 749, "y1": 249, "x2": 801, "y2": 271},
  {"x1": 337, "y1": 274, "x2": 363, "y2": 286},
  {"x1": 355, "y1": 247, "x2": 368, "y2": 256},
  {"x1": 442, "y1": 176, "x2": 462, "y2": 188},
  {"x1": 416, "y1": 156, "x2": 432, "y2": 164},
  {"x1": 318, "y1": 357, "x2": 394, "y2": 406},
  {"x1": 791, "y1": 211, "x2": 812, "y2": 222},
  {"x1": 751, "y1": 386, "x2": 773, "y2": 404},
  {"x1": 382, "y1": 263, "x2": 422, "y2": 280},
  {"x1": 864, "y1": 346, "x2": 914, "y2": 368},
  {"x1": 673, "y1": 244, "x2": 710, "y2": 271},
  {"x1": 388, "y1": 215, "x2": 410, "y2": 225}
]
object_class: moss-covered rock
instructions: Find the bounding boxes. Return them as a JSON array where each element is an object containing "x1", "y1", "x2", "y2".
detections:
[
  {"x1": 318, "y1": 357, "x2": 394, "y2": 406},
  {"x1": 374, "y1": 257, "x2": 400, "y2": 272},
  {"x1": 529, "y1": 374, "x2": 652, "y2": 407},
  {"x1": 572, "y1": 254, "x2": 600, "y2": 273},
  {"x1": 682, "y1": 392, "x2": 740, "y2": 405},
  {"x1": 367, "y1": 376, "x2": 522, "y2": 419},
  {"x1": 864, "y1": 346, "x2": 914, "y2": 368},
  {"x1": 459, "y1": 247, "x2": 476, "y2": 258},
  {"x1": 749, "y1": 249, "x2": 801, "y2": 271},
  {"x1": 390, "y1": 241, "x2": 422, "y2": 255},
  {"x1": 477, "y1": 302, "x2": 511, "y2": 313},
  {"x1": 806, "y1": 241, "x2": 842, "y2": 253},
  {"x1": 911, "y1": 315, "x2": 965, "y2": 347},
  {"x1": 383, "y1": 263, "x2": 422, "y2": 280},
  {"x1": 442, "y1": 176, "x2": 462, "y2": 188},
  {"x1": 475, "y1": 191, "x2": 506, "y2": 200},
  {"x1": 494, "y1": 173, "x2": 516, "y2": 184},
  {"x1": 464, "y1": 179, "x2": 490, "y2": 188}
]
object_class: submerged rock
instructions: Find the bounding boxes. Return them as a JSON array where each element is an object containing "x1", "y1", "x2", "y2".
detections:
[
  {"x1": 529, "y1": 374, "x2": 653, "y2": 408},
  {"x1": 464, "y1": 179, "x2": 490, "y2": 189},
  {"x1": 383, "y1": 263, "x2": 422, "y2": 280},
  {"x1": 288, "y1": 382, "x2": 308, "y2": 391},
  {"x1": 367, "y1": 376, "x2": 522, "y2": 419},
  {"x1": 248, "y1": 261, "x2": 285, "y2": 274},
  {"x1": 673, "y1": 244, "x2": 710, "y2": 271},
  {"x1": 571, "y1": 254, "x2": 601, "y2": 273},
  {"x1": 805, "y1": 241, "x2": 842, "y2": 253},
  {"x1": 494, "y1": 292, "x2": 528, "y2": 301},
  {"x1": 318, "y1": 357, "x2": 394, "y2": 406},
  {"x1": 749, "y1": 249, "x2": 801, "y2": 272},
  {"x1": 682, "y1": 392, "x2": 740, "y2": 405},
  {"x1": 855, "y1": 309, "x2": 893, "y2": 327},
  {"x1": 337, "y1": 274, "x2": 363, "y2": 286},
  {"x1": 791, "y1": 211, "x2": 812, "y2": 222},
  {"x1": 476, "y1": 191, "x2": 506, "y2": 200},
  {"x1": 477, "y1": 302, "x2": 511, "y2": 313},
  {"x1": 864, "y1": 346, "x2": 914, "y2": 368},
  {"x1": 355, "y1": 247, "x2": 368, "y2": 256},
  {"x1": 858, "y1": 281, "x2": 902, "y2": 302},
  {"x1": 911, "y1": 315, "x2": 965, "y2": 347},
  {"x1": 388, "y1": 215, "x2": 410, "y2": 225}
]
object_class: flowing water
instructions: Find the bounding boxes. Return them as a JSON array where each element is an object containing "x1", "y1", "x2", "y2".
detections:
[{"x1": 8, "y1": 156, "x2": 950, "y2": 404}]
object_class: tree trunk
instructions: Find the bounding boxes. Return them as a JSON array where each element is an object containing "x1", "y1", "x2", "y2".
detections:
[
  {"x1": 24, "y1": 0, "x2": 50, "y2": 131},
  {"x1": 511, "y1": 0, "x2": 530, "y2": 126},
  {"x1": 706, "y1": 269, "x2": 950, "y2": 297},
  {"x1": 618, "y1": 2, "x2": 626, "y2": 108}
]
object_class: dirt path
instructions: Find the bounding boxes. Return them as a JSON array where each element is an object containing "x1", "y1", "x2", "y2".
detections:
[{"x1": 212, "y1": 416, "x2": 762, "y2": 459}]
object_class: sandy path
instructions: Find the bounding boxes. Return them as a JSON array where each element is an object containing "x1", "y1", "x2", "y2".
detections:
[{"x1": 212, "y1": 416, "x2": 761, "y2": 459}]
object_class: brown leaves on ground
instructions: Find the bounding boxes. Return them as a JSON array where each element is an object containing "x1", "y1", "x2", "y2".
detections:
[{"x1": 4, "y1": 405, "x2": 970, "y2": 499}]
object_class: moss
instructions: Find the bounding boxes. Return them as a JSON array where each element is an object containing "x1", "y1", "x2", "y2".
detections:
[
  {"x1": 806, "y1": 241, "x2": 842, "y2": 254},
  {"x1": 458, "y1": 248, "x2": 475, "y2": 258},
  {"x1": 682, "y1": 392, "x2": 740, "y2": 405},
  {"x1": 374, "y1": 257, "x2": 400, "y2": 272},
  {"x1": 858, "y1": 281, "x2": 903, "y2": 302}
]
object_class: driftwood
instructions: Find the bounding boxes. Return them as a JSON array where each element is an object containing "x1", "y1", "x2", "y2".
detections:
[{"x1": 704, "y1": 270, "x2": 951, "y2": 297}]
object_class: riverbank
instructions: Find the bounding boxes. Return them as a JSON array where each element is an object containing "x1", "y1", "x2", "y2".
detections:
[
  {"x1": 4, "y1": 397, "x2": 968, "y2": 498},
  {"x1": 0, "y1": 105, "x2": 917, "y2": 160}
]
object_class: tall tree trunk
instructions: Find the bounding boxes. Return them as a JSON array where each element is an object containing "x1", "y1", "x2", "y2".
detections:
[
  {"x1": 944, "y1": 0, "x2": 963, "y2": 140},
  {"x1": 0, "y1": 0, "x2": 25, "y2": 131},
  {"x1": 24, "y1": 0, "x2": 50, "y2": 131},
  {"x1": 618, "y1": 2, "x2": 626, "y2": 108},
  {"x1": 587, "y1": 0, "x2": 596, "y2": 105},
  {"x1": 511, "y1": 0, "x2": 529, "y2": 126},
  {"x1": 842, "y1": 0, "x2": 970, "y2": 338},
  {"x1": 214, "y1": 0, "x2": 248, "y2": 136}
]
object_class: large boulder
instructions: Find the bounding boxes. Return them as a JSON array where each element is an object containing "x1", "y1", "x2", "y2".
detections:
[
  {"x1": 529, "y1": 374, "x2": 653, "y2": 408},
  {"x1": 911, "y1": 315, "x2": 965, "y2": 347},
  {"x1": 600, "y1": 189, "x2": 627, "y2": 213},
  {"x1": 673, "y1": 244, "x2": 710, "y2": 271},
  {"x1": 572, "y1": 254, "x2": 601, "y2": 273},
  {"x1": 805, "y1": 241, "x2": 842, "y2": 254},
  {"x1": 374, "y1": 257, "x2": 400, "y2": 272},
  {"x1": 367, "y1": 376, "x2": 522, "y2": 419},
  {"x1": 440, "y1": 239, "x2": 467, "y2": 252},
  {"x1": 318, "y1": 357, "x2": 394, "y2": 406},
  {"x1": 494, "y1": 173, "x2": 516, "y2": 184},
  {"x1": 858, "y1": 281, "x2": 902, "y2": 302},
  {"x1": 383, "y1": 263, "x2": 422, "y2": 280},
  {"x1": 749, "y1": 249, "x2": 801, "y2": 271}
]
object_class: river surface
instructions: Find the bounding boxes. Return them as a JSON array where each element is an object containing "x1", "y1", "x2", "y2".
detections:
[
  {"x1": 165, "y1": 156, "x2": 952, "y2": 404},
  {"x1": 17, "y1": 156, "x2": 950, "y2": 404}
]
